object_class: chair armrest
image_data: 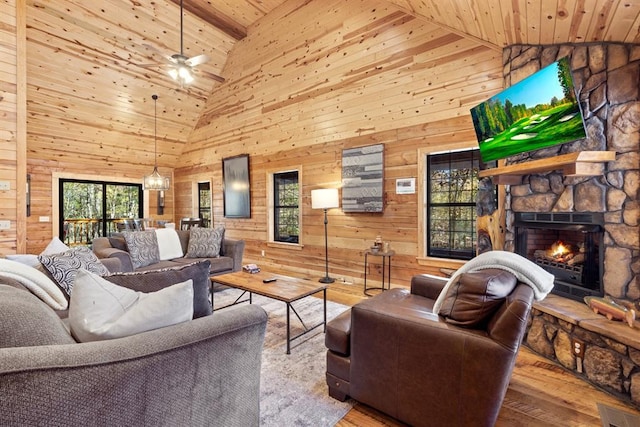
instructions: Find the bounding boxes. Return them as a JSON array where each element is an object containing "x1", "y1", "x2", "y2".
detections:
[
  {"x1": 410, "y1": 273, "x2": 448, "y2": 300},
  {"x1": 221, "y1": 239, "x2": 245, "y2": 272},
  {"x1": 99, "y1": 257, "x2": 123, "y2": 273},
  {"x1": 94, "y1": 247, "x2": 133, "y2": 272},
  {"x1": 0, "y1": 304, "x2": 268, "y2": 426}
]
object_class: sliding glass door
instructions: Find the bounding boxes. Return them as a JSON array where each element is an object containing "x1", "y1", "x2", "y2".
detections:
[{"x1": 59, "y1": 179, "x2": 143, "y2": 246}]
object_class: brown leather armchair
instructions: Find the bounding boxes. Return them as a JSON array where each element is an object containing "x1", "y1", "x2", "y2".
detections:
[{"x1": 325, "y1": 269, "x2": 534, "y2": 427}]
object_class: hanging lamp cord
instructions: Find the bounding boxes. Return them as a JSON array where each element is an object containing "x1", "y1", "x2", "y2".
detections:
[{"x1": 152, "y1": 94, "x2": 158, "y2": 168}]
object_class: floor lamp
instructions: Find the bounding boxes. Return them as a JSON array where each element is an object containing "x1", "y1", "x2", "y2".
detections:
[{"x1": 311, "y1": 188, "x2": 339, "y2": 284}]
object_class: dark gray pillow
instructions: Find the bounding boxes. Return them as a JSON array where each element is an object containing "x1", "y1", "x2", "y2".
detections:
[
  {"x1": 103, "y1": 260, "x2": 212, "y2": 318},
  {"x1": 0, "y1": 285, "x2": 75, "y2": 347},
  {"x1": 439, "y1": 269, "x2": 517, "y2": 328}
]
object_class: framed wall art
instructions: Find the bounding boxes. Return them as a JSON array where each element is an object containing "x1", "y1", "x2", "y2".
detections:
[
  {"x1": 222, "y1": 154, "x2": 251, "y2": 218},
  {"x1": 341, "y1": 143, "x2": 384, "y2": 212}
]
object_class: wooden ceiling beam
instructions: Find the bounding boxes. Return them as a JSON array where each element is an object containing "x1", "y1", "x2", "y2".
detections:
[{"x1": 169, "y1": 0, "x2": 247, "y2": 41}]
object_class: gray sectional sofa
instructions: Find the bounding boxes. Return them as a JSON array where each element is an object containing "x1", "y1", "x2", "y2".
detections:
[
  {"x1": 0, "y1": 270, "x2": 267, "y2": 426},
  {"x1": 92, "y1": 229, "x2": 244, "y2": 275}
]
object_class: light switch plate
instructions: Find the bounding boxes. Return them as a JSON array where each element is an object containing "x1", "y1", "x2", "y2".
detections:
[
  {"x1": 0, "y1": 181, "x2": 10, "y2": 191},
  {"x1": 0, "y1": 220, "x2": 10, "y2": 230}
]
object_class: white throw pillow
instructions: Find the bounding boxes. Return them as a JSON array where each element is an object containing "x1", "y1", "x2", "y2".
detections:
[
  {"x1": 42, "y1": 236, "x2": 71, "y2": 255},
  {"x1": 5, "y1": 254, "x2": 40, "y2": 267},
  {"x1": 5, "y1": 236, "x2": 70, "y2": 267},
  {"x1": 155, "y1": 228, "x2": 184, "y2": 260},
  {"x1": 69, "y1": 269, "x2": 194, "y2": 342}
]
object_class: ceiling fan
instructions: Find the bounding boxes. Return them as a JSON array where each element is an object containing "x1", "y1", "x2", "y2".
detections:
[{"x1": 142, "y1": 0, "x2": 224, "y2": 86}]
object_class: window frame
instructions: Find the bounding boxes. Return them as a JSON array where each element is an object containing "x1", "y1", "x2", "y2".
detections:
[
  {"x1": 266, "y1": 166, "x2": 303, "y2": 249},
  {"x1": 416, "y1": 145, "x2": 485, "y2": 269},
  {"x1": 58, "y1": 178, "x2": 143, "y2": 244},
  {"x1": 52, "y1": 172, "x2": 150, "y2": 242},
  {"x1": 426, "y1": 149, "x2": 481, "y2": 260}
]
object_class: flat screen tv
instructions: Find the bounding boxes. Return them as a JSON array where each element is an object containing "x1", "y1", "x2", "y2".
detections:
[{"x1": 470, "y1": 57, "x2": 586, "y2": 163}]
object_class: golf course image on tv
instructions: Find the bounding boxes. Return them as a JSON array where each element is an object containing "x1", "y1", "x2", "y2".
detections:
[{"x1": 470, "y1": 57, "x2": 586, "y2": 162}]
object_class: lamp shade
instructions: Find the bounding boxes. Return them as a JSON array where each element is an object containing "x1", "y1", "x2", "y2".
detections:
[
  {"x1": 143, "y1": 167, "x2": 170, "y2": 191},
  {"x1": 311, "y1": 188, "x2": 339, "y2": 210}
]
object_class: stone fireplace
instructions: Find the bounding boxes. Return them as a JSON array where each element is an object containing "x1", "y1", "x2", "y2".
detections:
[
  {"x1": 497, "y1": 43, "x2": 640, "y2": 407},
  {"x1": 501, "y1": 43, "x2": 640, "y2": 305},
  {"x1": 514, "y1": 211, "x2": 604, "y2": 301}
]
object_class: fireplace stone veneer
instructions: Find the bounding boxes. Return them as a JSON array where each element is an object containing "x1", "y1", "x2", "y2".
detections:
[{"x1": 499, "y1": 43, "x2": 640, "y2": 408}]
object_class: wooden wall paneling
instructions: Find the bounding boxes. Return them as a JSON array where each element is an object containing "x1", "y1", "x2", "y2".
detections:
[
  {"x1": 0, "y1": 0, "x2": 19, "y2": 255},
  {"x1": 173, "y1": 1, "x2": 506, "y2": 286},
  {"x1": 16, "y1": 0, "x2": 27, "y2": 253}
]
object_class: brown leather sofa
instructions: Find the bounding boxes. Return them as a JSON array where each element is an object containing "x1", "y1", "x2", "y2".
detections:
[{"x1": 325, "y1": 269, "x2": 535, "y2": 427}]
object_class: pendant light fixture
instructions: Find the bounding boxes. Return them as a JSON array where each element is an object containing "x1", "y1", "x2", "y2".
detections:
[{"x1": 143, "y1": 94, "x2": 170, "y2": 191}]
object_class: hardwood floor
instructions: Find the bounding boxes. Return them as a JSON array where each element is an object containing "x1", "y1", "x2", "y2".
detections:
[{"x1": 321, "y1": 281, "x2": 640, "y2": 427}]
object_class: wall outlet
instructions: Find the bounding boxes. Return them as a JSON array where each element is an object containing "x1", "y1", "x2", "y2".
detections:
[
  {"x1": 0, "y1": 181, "x2": 9, "y2": 190},
  {"x1": 261, "y1": 250, "x2": 265, "y2": 257},
  {"x1": 39, "y1": 216, "x2": 50, "y2": 223},
  {"x1": 572, "y1": 338, "x2": 585, "y2": 358},
  {"x1": 0, "y1": 220, "x2": 10, "y2": 230}
]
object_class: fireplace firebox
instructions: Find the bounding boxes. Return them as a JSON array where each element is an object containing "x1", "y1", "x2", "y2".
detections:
[{"x1": 514, "y1": 212, "x2": 604, "y2": 301}]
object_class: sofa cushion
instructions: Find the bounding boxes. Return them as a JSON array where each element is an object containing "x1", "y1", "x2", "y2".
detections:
[
  {"x1": 155, "y1": 228, "x2": 184, "y2": 260},
  {"x1": 69, "y1": 270, "x2": 193, "y2": 342},
  {"x1": 103, "y1": 260, "x2": 212, "y2": 318},
  {"x1": 0, "y1": 285, "x2": 75, "y2": 348},
  {"x1": 122, "y1": 230, "x2": 160, "y2": 269},
  {"x1": 438, "y1": 269, "x2": 517, "y2": 328},
  {"x1": 170, "y1": 256, "x2": 234, "y2": 274},
  {"x1": 38, "y1": 246, "x2": 110, "y2": 296},
  {"x1": 185, "y1": 227, "x2": 224, "y2": 258}
]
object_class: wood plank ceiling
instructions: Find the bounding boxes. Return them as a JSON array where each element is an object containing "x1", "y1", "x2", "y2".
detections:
[{"x1": 24, "y1": 0, "x2": 640, "y2": 171}]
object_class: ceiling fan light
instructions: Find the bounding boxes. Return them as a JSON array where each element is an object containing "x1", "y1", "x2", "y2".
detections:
[
  {"x1": 178, "y1": 65, "x2": 191, "y2": 80},
  {"x1": 183, "y1": 71, "x2": 194, "y2": 84},
  {"x1": 168, "y1": 68, "x2": 179, "y2": 80}
]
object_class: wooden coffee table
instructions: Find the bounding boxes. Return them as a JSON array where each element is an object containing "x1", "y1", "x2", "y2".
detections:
[{"x1": 211, "y1": 271, "x2": 327, "y2": 354}]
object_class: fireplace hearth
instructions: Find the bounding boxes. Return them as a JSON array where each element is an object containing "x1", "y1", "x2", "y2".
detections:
[{"x1": 514, "y1": 212, "x2": 604, "y2": 301}]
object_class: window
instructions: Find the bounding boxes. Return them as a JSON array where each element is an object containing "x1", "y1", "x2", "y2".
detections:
[
  {"x1": 273, "y1": 171, "x2": 299, "y2": 244},
  {"x1": 59, "y1": 179, "x2": 142, "y2": 246},
  {"x1": 198, "y1": 182, "x2": 211, "y2": 228},
  {"x1": 426, "y1": 150, "x2": 485, "y2": 260}
]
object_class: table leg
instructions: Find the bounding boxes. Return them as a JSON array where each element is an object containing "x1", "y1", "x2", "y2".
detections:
[
  {"x1": 323, "y1": 288, "x2": 327, "y2": 332},
  {"x1": 363, "y1": 252, "x2": 368, "y2": 294},
  {"x1": 286, "y1": 302, "x2": 291, "y2": 355},
  {"x1": 382, "y1": 256, "x2": 386, "y2": 290}
]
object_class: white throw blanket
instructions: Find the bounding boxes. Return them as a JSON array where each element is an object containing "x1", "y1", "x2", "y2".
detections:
[
  {"x1": 0, "y1": 258, "x2": 68, "y2": 310},
  {"x1": 433, "y1": 250, "x2": 555, "y2": 314}
]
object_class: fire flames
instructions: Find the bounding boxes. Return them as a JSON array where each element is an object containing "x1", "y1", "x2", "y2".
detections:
[
  {"x1": 534, "y1": 240, "x2": 585, "y2": 265},
  {"x1": 550, "y1": 241, "x2": 571, "y2": 258}
]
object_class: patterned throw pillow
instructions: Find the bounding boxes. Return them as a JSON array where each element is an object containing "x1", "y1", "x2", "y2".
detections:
[
  {"x1": 38, "y1": 246, "x2": 110, "y2": 296},
  {"x1": 185, "y1": 227, "x2": 224, "y2": 258},
  {"x1": 122, "y1": 231, "x2": 160, "y2": 269}
]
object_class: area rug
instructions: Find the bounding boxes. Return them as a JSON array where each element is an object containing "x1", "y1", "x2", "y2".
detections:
[{"x1": 214, "y1": 288, "x2": 354, "y2": 426}]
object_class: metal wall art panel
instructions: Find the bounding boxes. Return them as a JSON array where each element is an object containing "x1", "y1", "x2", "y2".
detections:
[
  {"x1": 341, "y1": 144, "x2": 384, "y2": 212},
  {"x1": 222, "y1": 154, "x2": 251, "y2": 218}
]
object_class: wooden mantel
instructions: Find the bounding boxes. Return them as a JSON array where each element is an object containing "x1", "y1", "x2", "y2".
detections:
[{"x1": 479, "y1": 151, "x2": 617, "y2": 185}]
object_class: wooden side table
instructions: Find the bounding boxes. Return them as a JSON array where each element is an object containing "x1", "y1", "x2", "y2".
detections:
[{"x1": 363, "y1": 249, "x2": 395, "y2": 296}]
